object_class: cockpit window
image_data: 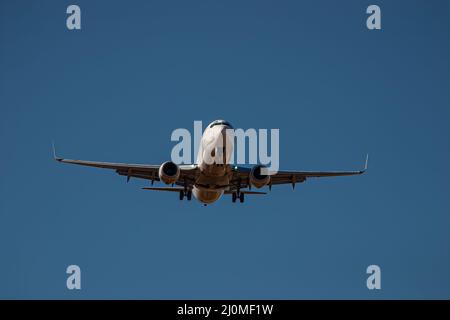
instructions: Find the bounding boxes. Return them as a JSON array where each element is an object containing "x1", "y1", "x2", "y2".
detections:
[{"x1": 209, "y1": 120, "x2": 232, "y2": 128}]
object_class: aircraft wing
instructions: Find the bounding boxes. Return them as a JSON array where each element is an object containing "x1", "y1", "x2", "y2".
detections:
[
  {"x1": 267, "y1": 167, "x2": 366, "y2": 185},
  {"x1": 53, "y1": 145, "x2": 198, "y2": 184},
  {"x1": 232, "y1": 155, "x2": 368, "y2": 188}
]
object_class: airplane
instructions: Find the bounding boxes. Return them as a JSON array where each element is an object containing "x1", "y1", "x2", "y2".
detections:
[{"x1": 54, "y1": 120, "x2": 368, "y2": 205}]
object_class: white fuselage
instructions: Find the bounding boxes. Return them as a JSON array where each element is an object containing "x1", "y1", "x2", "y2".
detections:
[{"x1": 191, "y1": 121, "x2": 234, "y2": 204}]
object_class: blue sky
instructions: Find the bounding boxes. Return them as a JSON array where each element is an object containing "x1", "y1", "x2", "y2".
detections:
[{"x1": 1, "y1": 0, "x2": 450, "y2": 299}]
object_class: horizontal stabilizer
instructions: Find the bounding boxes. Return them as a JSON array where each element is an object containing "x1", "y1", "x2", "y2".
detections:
[
  {"x1": 142, "y1": 187, "x2": 184, "y2": 192},
  {"x1": 225, "y1": 191, "x2": 267, "y2": 195}
]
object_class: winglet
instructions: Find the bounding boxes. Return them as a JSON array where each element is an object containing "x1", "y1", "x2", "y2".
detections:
[
  {"x1": 363, "y1": 154, "x2": 369, "y2": 172},
  {"x1": 52, "y1": 141, "x2": 62, "y2": 161}
]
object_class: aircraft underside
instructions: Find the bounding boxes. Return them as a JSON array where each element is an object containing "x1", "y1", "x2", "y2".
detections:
[{"x1": 53, "y1": 120, "x2": 367, "y2": 206}]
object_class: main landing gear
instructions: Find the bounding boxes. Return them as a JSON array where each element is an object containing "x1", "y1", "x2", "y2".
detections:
[
  {"x1": 179, "y1": 190, "x2": 192, "y2": 201},
  {"x1": 232, "y1": 192, "x2": 244, "y2": 203}
]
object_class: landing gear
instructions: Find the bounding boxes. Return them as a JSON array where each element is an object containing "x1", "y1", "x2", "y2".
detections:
[
  {"x1": 179, "y1": 190, "x2": 192, "y2": 201},
  {"x1": 231, "y1": 192, "x2": 244, "y2": 203}
]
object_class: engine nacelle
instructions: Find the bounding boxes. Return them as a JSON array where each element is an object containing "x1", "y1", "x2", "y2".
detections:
[
  {"x1": 250, "y1": 165, "x2": 271, "y2": 189},
  {"x1": 159, "y1": 161, "x2": 180, "y2": 184}
]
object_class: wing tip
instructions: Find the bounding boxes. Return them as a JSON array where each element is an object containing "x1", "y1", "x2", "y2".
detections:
[
  {"x1": 52, "y1": 141, "x2": 63, "y2": 161},
  {"x1": 361, "y1": 153, "x2": 369, "y2": 173}
]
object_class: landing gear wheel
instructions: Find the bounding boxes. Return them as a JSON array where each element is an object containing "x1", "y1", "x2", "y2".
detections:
[
  {"x1": 186, "y1": 190, "x2": 192, "y2": 201},
  {"x1": 179, "y1": 191, "x2": 184, "y2": 201},
  {"x1": 232, "y1": 192, "x2": 237, "y2": 203},
  {"x1": 239, "y1": 192, "x2": 244, "y2": 203}
]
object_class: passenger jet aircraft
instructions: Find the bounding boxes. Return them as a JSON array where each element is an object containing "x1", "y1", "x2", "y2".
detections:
[{"x1": 54, "y1": 120, "x2": 368, "y2": 205}]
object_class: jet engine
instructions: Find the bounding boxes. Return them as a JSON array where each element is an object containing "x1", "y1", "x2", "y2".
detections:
[
  {"x1": 250, "y1": 165, "x2": 270, "y2": 189},
  {"x1": 159, "y1": 161, "x2": 180, "y2": 184}
]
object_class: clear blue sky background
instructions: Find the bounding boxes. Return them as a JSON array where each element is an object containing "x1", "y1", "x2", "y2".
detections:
[{"x1": 1, "y1": 0, "x2": 449, "y2": 299}]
